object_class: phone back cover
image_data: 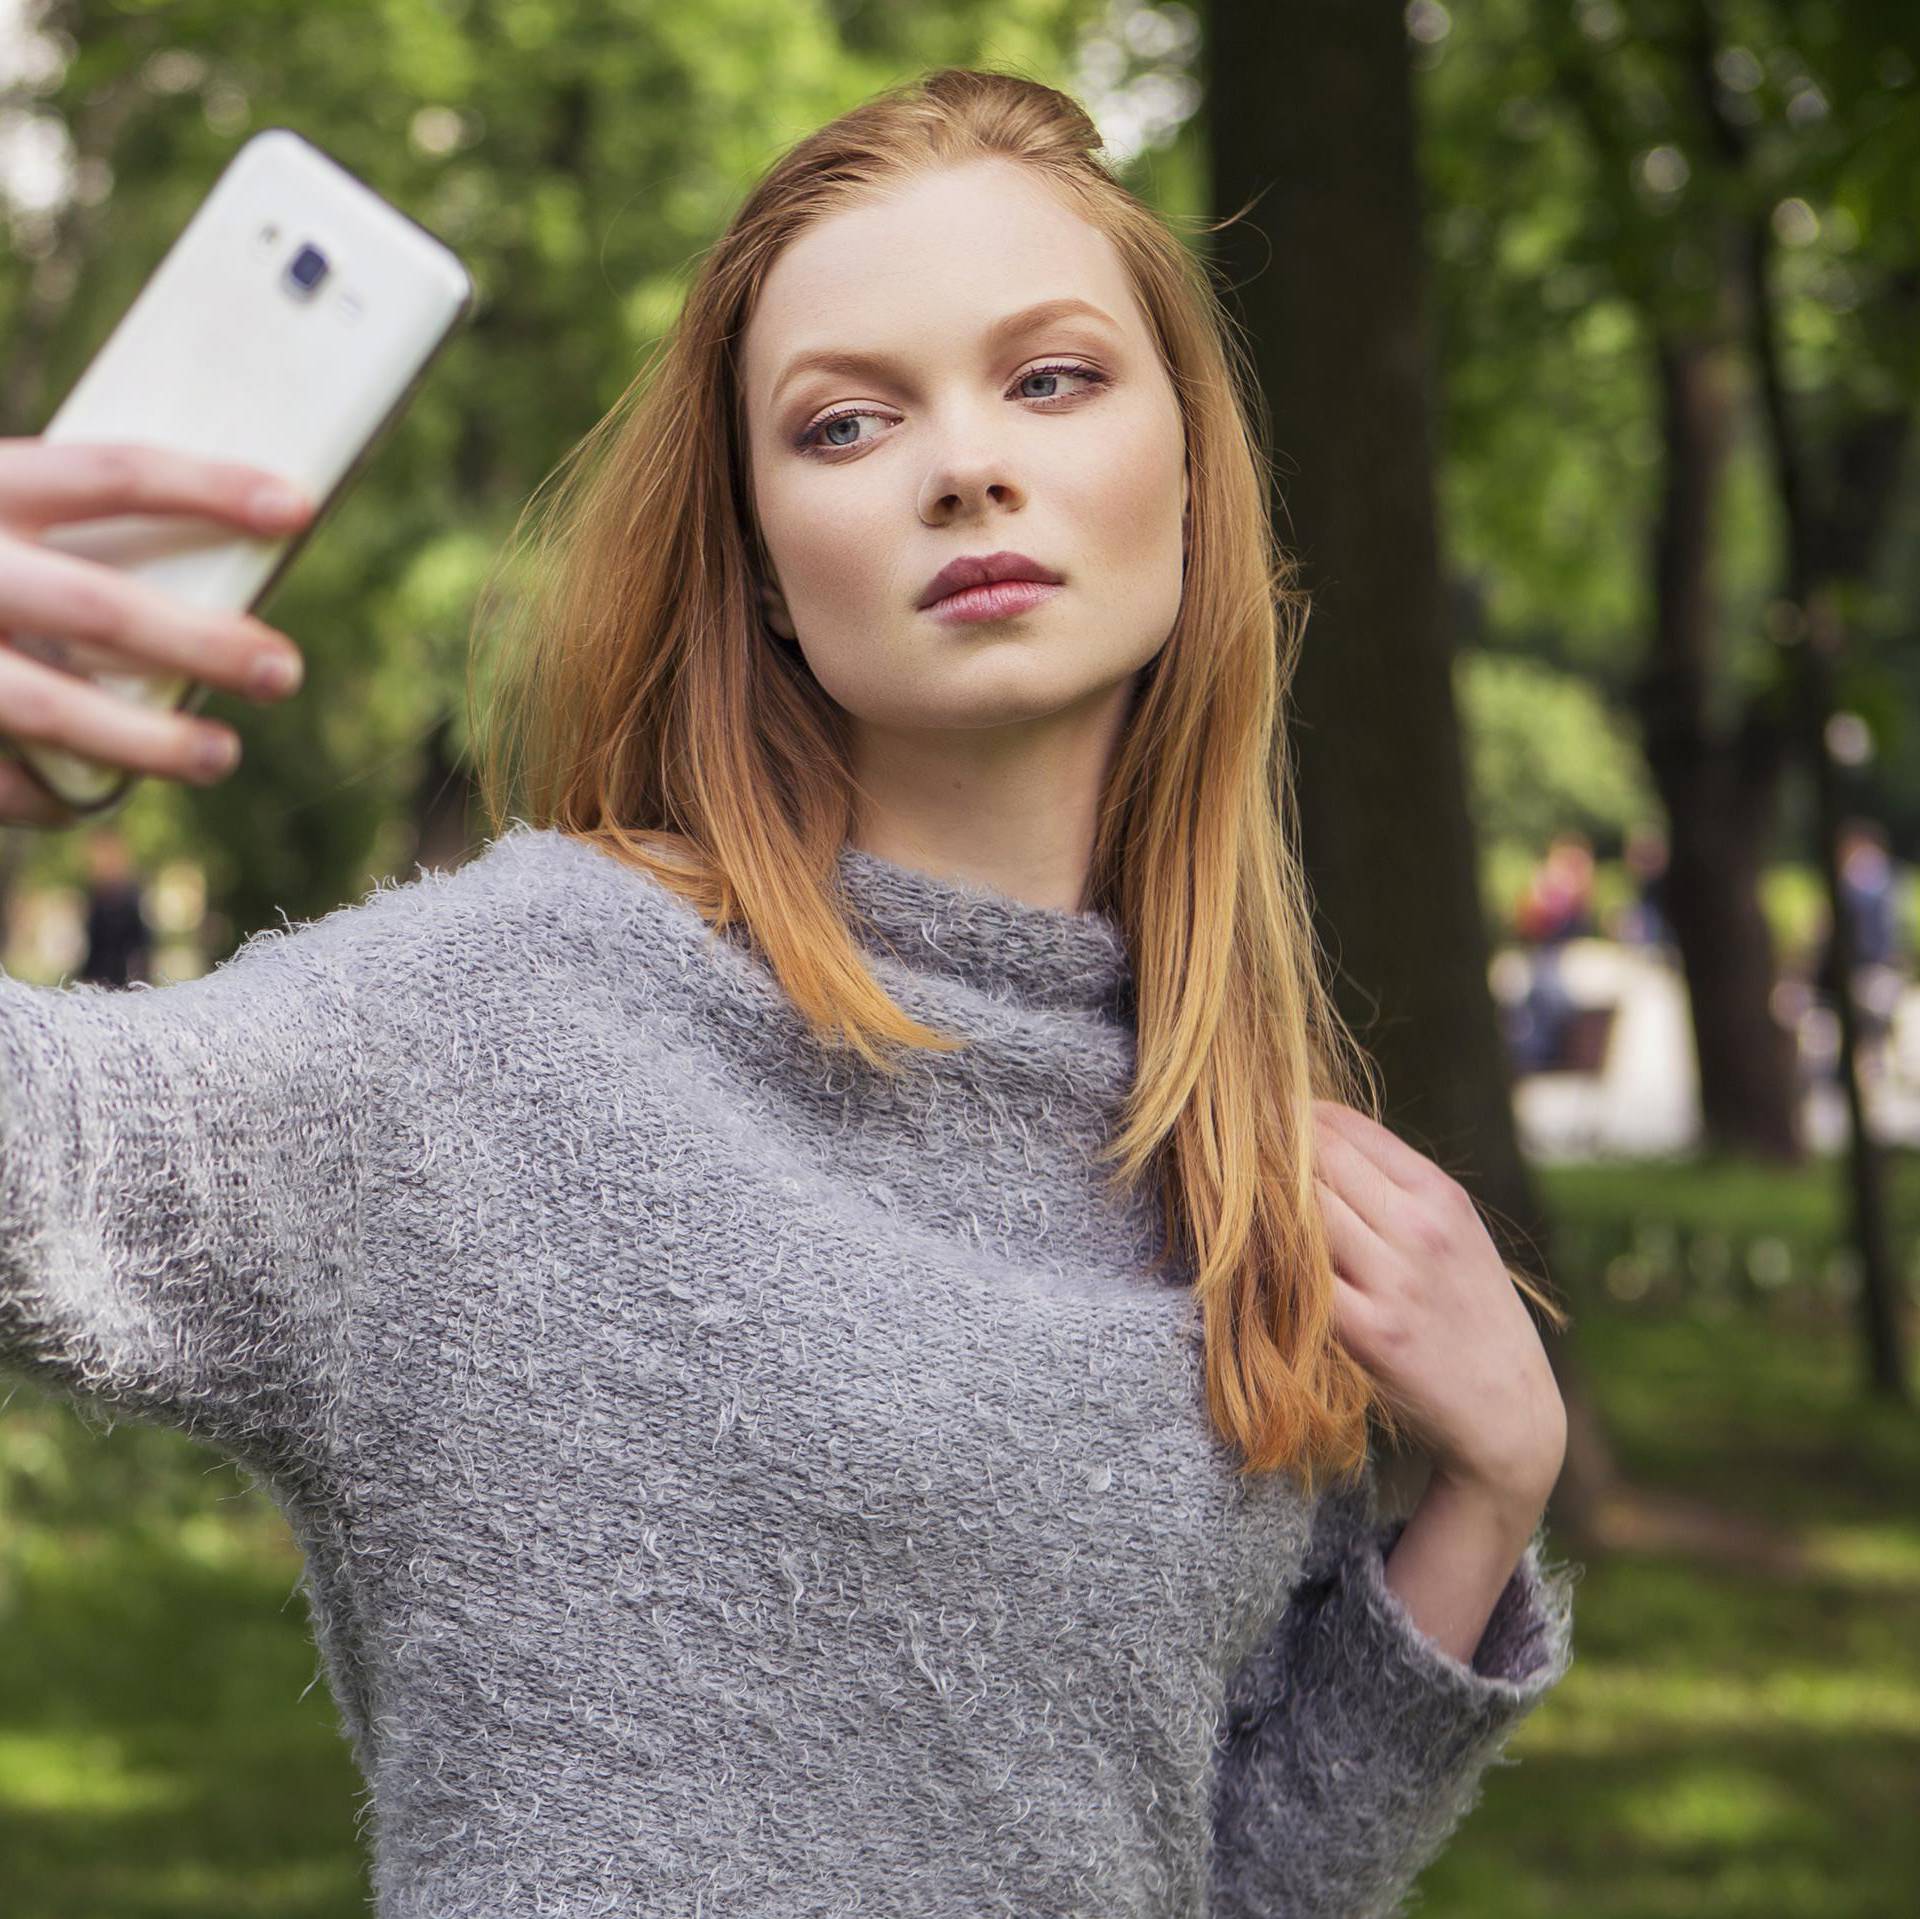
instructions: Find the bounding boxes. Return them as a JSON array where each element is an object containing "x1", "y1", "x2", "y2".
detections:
[{"x1": 15, "y1": 126, "x2": 473, "y2": 808}]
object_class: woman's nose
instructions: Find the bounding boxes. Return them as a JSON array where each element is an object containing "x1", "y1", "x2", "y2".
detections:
[{"x1": 917, "y1": 454, "x2": 1025, "y2": 523}]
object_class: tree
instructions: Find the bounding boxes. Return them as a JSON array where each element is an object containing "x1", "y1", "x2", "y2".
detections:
[{"x1": 1534, "y1": 0, "x2": 1915, "y2": 1392}]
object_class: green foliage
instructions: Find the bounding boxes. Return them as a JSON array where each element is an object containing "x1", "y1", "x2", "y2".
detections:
[
  {"x1": 1418, "y1": 0, "x2": 1920, "y2": 864},
  {"x1": 1426, "y1": 1152, "x2": 1920, "y2": 1917},
  {"x1": 1419, "y1": 1, "x2": 1662, "y2": 675},
  {"x1": 1458, "y1": 647, "x2": 1658, "y2": 857},
  {"x1": 0, "y1": 1392, "x2": 367, "y2": 1913}
]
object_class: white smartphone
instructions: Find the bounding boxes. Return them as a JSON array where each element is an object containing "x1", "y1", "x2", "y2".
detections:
[{"x1": 6, "y1": 126, "x2": 475, "y2": 816}]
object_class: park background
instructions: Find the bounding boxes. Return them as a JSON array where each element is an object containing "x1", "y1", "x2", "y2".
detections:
[{"x1": 1, "y1": 0, "x2": 1916, "y2": 1913}]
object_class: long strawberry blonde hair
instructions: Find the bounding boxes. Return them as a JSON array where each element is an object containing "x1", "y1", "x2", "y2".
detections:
[{"x1": 468, "y1": 65, "x2": 1567, "y2": 1495}]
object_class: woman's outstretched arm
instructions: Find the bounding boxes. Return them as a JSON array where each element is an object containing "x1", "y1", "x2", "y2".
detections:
[{"x1": 0, "y1": 907, "x2": 370, "y2": 1473}]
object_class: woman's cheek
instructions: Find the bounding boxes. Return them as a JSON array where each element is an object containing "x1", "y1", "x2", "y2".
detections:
[
  {"x1": 800, "y1": 509, "x2": 893, "y2": 627},
  {"x1": 769, "y1": 463, "x2": 872, "y2": 587},
  {"x1": 1109, "y1": 413, "x2": 1184, "y2": 546}
]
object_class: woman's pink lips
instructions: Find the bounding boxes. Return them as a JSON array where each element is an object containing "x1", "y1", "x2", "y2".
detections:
[{"x1": 921, "y1": 579, "x2": 1064, "y2": 623}]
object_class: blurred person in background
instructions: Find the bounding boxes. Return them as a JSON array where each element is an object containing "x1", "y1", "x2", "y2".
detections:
[
  {"x1": 1515, "y1": 831, "x2": 1597, "y2": 945},
  {"x1": 1815, "y1": 817, "x2": 1904, "y2": 1076},
  {"x1": 1613, "y1": 818, "x2": 1673, "y2": 953},
  {"x1": 1506, "y1": 831, "x2": 1595, "y2": 1073},
  {"x1": 75, "y1": 823, "x2": 152, "y2": 988}
]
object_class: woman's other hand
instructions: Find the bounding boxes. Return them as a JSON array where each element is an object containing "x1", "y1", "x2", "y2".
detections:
[{"x1": 1311, "y1": 1097, "x2": 1568, "y2": 1508}]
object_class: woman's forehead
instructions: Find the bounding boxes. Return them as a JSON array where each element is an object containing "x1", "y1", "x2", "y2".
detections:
[{"x1": 739, "y1": 171, "x2": 1136, "y2": 393}]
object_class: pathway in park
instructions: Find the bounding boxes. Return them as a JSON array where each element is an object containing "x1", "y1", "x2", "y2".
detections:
[{"x1": 1502, "y1": 938, "x2": 1920, "y2": 1162}]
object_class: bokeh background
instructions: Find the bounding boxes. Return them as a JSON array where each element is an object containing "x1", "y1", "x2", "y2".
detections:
[{"x1": 1, "y1": 1, "x2": 1916, "y2": 1913}]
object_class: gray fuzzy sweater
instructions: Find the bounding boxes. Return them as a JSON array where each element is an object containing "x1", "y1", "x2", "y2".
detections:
[{"x1": 1, "y1": 824, "x2": 1575, "y2": 1917}]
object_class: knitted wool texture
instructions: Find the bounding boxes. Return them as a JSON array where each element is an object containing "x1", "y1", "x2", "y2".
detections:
[{"x1": 1, "y1": 824, "x2": 1577, "y2": 1917}]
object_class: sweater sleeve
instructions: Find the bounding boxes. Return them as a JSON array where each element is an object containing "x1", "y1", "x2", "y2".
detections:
[
  {"x1": 0, "y1": 905, "x2": 372, "y2": 1474},
  {"x1": 1210, "y1": 1455, "x2": 1577, "y2": 1919}
]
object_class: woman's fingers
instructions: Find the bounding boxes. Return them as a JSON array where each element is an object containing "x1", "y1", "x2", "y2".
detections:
[
  {"x1": 1315, "y1": 1167, "x2": 1385, "y2": 1291},
  {"x1": 1317, "y1": 1175, "x2": 1390, "y2": 1386},
  {"x1": 1314, "y1": 1098, "x2": 1451, "y2": 1199},
  {"x1": 0, "y1": 526, "x2": 303, "y2": 704},
  {"x1": 1313, "y1": 1114, "x2": 1407, "y2": 1242},
  {"x1": 0, "y1": 437, "x2": 312, "y2": 536},
  {"x1": 0, "y1": 439, "x2": 313, "y2": 822},
  {"x1": 0, "y1": 640, "x2": 241, "y2": 789}
]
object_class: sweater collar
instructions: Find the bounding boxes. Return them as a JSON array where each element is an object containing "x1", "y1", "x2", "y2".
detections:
[{"x1": 833, "y1": 842, "x2": 1134, "y2": 1020}]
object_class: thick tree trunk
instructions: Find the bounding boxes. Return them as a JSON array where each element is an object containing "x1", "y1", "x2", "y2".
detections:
[
  {"x1": 1632, "y1": 332, "x2": 1800, "y2": 1159},
  {"x1": 1203, "y1": 1, "x2": 1620, "y2": 1537}
]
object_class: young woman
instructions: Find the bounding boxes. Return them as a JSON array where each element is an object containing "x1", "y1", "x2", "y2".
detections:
[{"x1": 0, "y1": 67, "x2": 1575, "y2": 1918}]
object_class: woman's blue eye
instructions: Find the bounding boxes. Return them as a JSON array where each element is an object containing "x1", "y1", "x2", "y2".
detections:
[
  {"x1": 1017, "y1": 368, "x2": 1076, "y2": 399},
  {"x1": 797, "y1": 361, "x2": 1107, "y2": 456}
]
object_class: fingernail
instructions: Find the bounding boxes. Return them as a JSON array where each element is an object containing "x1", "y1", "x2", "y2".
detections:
[
  {"x1": 250, "y1": 480, "x2": 311, "y2": 522},
  {"x1": 195, "y1": 732, "x2": 240, "y2": 781},
  {"x1": 248, "y1": 651, "x2": 302, "y2": 700}
]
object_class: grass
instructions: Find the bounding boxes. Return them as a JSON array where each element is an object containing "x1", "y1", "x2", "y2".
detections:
[
  {"x1": 0, "y1": 1411, "x2": 369, "y2": 1915},
  {"x1": 1416, "y1": 1153, "x2": 1920, "y2": 1919},
  {"x1": 2, "y1": 1151, "x2": 1917, "y2": 1915}
]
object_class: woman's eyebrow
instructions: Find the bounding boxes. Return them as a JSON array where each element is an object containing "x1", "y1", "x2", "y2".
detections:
[{"x1": 772, "y1": 297, "x2": 1122, "y2": 403}]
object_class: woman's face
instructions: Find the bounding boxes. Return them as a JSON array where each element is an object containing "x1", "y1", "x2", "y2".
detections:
[{"x1": 738, "y1": 158, "x2": 1188, "y2": 746}]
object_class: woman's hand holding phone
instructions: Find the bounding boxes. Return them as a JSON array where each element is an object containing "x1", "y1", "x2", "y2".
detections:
[{"x1": 0, "y1": 436, "x2": 314, "y2": 828}]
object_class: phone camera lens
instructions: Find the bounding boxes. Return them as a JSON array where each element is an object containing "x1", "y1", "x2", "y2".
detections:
[{"x1": 285, "y1": 242, "x2": 330, "y2": 297}]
